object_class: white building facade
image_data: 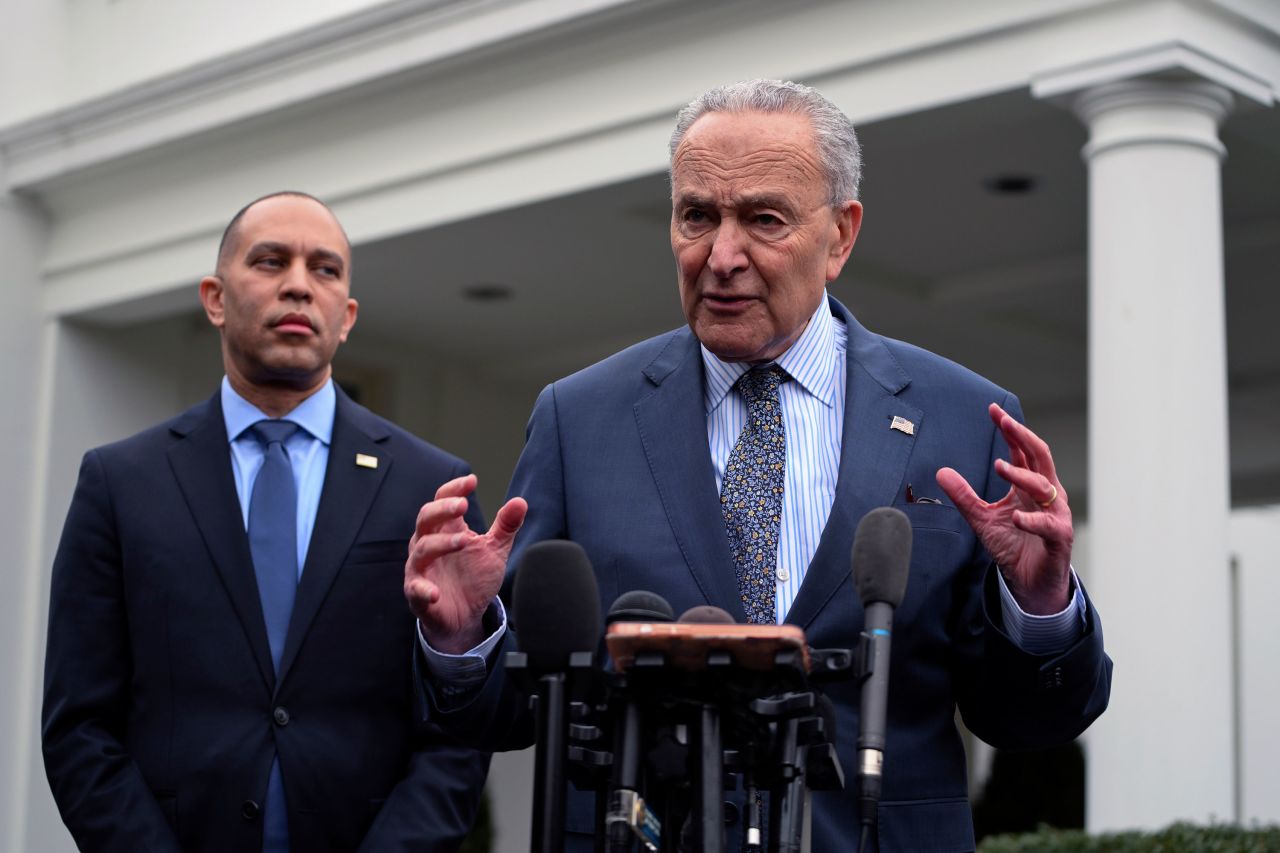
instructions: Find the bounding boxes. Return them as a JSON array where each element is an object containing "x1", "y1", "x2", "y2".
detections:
[{"x1": 3, "y1": 1, "x2": 1278, "y2": 850}]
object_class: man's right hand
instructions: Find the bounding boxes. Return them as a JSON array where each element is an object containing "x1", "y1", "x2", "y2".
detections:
[{"x1": 405, "y1": 474, "x2": 527, "y2": 654}]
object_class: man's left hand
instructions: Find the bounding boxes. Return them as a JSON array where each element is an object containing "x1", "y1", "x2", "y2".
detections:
[{"x1": 936, "y1": 402, "x2": 1073, "y2": 615}]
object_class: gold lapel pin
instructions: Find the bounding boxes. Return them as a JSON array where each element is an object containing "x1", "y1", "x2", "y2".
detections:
[
  {"x1": 890, "y1": 416, "x2": 915, "y2": 436},
  {"x1": 355, "y1": 453, "x2": 379, "y2": 469}
]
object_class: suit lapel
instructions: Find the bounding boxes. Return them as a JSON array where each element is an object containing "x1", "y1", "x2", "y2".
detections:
[
  {"x1": 277, "y1": 389, "x2": 390, "y2": 685},
  {"x1": 633, "y1": 331, "x2": 746, "y2": 617},
  {"x1": 166, "y1": 395, "x2": 276, "y2": 690},
  {"x1": 785, "y1": 299, "x2": 921, "y2": 630}
]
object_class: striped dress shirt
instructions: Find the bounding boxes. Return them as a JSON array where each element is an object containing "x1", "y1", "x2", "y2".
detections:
[
  {"x1": 701, "y1": 293, "x2": 1083, "y2": 648},
  {"x1": 702, "y1": 295, "x2": 845, "y2": 622}
]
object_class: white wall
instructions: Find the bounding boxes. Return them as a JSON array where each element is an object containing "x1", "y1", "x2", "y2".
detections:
[
  {"x1": 0, "y1": 196, "x2": 52, "y2": 853},
  {"x1": 0, "y1": 1, "x2": 67, "y2": 127},
  {"x1": 1230, "y1": 506, "x2": 1280, "y2": 824},
  {"x1": 1, "y1": 0, "x2": 387, "y2": 127}
]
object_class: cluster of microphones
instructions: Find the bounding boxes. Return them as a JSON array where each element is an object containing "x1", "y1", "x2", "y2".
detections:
[{"x1": 505, "y1": 507, "x2": 912, "y2": 853}]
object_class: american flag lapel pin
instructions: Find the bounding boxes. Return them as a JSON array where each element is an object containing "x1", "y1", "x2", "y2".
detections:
[
  {"x1": 355, "y1": 453, "x2": 378, "y2": 469},
  {"x1": 890, "y1": 416, "x2": 915, "y2": 436}
]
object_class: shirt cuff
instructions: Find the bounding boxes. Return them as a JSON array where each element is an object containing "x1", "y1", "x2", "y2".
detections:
[
  {"x1": 997, "y1": 567, "x2": 1086, "y2": 655},
  {"x1": 417, "y1": 598, "x2": 508, "y2": 701}
]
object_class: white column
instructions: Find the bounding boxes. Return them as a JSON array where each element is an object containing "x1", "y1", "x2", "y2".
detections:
[
  {"x1": 1077, "y1": 79, "x2": 1235, "y2": 831},
  {"x1": 0, "y1": 194, "x2": 54, "y2": 853}
]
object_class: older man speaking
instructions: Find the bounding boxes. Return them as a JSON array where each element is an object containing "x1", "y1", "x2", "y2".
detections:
[{"x1": 406, "y1": 80, "x2": 1110, "y2": 852}]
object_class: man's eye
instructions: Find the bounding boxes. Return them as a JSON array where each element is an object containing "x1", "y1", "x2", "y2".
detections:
[
  {"x1": 316, "y1": 265, "x2": 340, "y2": 277},
  {"x1": 680, "y1": 209, "x2": 714, "y2": 232},
  {"x1": 755, "y1": 213, "x2": 783, "y2": 227},
  {"x1": 255, "y1": 257, "x2": 284, "y2": 269}
]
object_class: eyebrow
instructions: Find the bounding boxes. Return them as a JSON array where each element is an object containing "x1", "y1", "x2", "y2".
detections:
[
  {"x1": 672, "y1": 193, "x2": 797, "y2": 214},
  {"x1": 245, "y1": 241, "x2": 347, "y2": 272}
]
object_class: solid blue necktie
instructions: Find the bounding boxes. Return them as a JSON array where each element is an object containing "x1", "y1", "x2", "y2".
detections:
[
  {"x1": 720, "y1": 365, "x2": 789, "y2": 625},
  {"x1": 247, "y1": 419, "x2": 299, "y2": 853}
]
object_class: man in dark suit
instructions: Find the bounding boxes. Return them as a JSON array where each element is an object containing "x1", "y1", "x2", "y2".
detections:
[
  {"x1": 42, "y1": 192, "x2": 490, "y2": 853},
  {"x1": 405, "y1": 81, "x2": 1111, "y2": 851}
]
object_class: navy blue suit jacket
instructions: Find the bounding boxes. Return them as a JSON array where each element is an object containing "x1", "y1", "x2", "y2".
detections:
[
  {"x1": 430, "y1": 296, "x2": 1111, "y2": 852},
  {"x1": 43, "y1": 386, "x2": 490, "y2": 853}
]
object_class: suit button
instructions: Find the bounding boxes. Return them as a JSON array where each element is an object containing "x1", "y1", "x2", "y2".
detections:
[
  {"x1": 723, "y1": 801, "x2": 740, "y2": 825},
  {"x1": 273, "y1": 706, "x2": 290, "y2": 726},
  {"x1": 1038, "y1": 666, "x2": 1065, "y2": 691},
  {"x1": 242, "y1": 800, "x2": 261, "y2": 821}
]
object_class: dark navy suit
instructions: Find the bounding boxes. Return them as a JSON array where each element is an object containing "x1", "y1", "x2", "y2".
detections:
[
  {"x1": 428, "y1": 296, "x2": 1111, "y2": 851},
  {"x1": 44, "y1": 386, "x2": 490, "y2": 853}
]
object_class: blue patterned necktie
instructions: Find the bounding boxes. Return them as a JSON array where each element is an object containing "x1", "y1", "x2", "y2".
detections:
[
  {"x1": 720, "y1": 365, "x2": 789, "y2": 625},
  {"x1": 247, "y1": 419, "x2": 298, "y2": 853}
]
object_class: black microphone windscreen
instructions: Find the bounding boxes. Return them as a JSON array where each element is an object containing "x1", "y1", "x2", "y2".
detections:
[
  {"x1": 851, "y1": 507, "x2": 912, "y2": 607},
  {"x1": 511, "y1": 540, "x2": 601, "y2": 672},
  {"x1": 607, "y1": 590, "x2": 675, "y2": 625},
  {"x1": 677, "y1": 605, "x2": 738, "y2": 624}
]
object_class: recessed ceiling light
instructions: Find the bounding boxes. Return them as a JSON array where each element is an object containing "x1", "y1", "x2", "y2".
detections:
[
  {"x1": 984, "y1": 174, "x2": 1038, "y2": 195},
  {"x1": 462, "y1": 282, "x2": 513, "y2": 302}
]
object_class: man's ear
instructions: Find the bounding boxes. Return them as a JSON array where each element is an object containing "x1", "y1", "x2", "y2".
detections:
[
  {"x1": 199, "y1": 276, "x2": 227, "y2": 329},
  {"x1": 338, "y1": 298, "x2": 358, "y2": 344},
  {"x1": 825, "y1": 200, "x2": 863, "y2": 283}
]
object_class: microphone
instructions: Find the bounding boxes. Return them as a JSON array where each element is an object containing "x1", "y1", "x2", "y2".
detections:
[
  {"x1": 512, "y1": 540, "x2": 601, "y2": 672},
  {"x1": 511, "y1": 540, "x2": 601, "y2": 853},
  {"x1": 604, "y1": 592, "x2": 673, "y2": 853},
  {"x1": 851, "y1": 507, "x2": 911, "y2": 852},
  {"x1": 607, "y1": 590, "x2": 676, "y2": 626},
  {"x1": 677, "y1": 605, "x2": 737, "y2": 624}
]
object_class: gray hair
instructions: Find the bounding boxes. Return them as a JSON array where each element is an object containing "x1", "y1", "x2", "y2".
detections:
[{"x1": 669, "y1": 79, "x2": 862, "y2": 205}]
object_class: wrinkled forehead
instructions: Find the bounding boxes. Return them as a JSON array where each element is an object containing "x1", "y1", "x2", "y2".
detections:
[{"x1": 670, "y1": 111, "x2": 826, "y2": 206}]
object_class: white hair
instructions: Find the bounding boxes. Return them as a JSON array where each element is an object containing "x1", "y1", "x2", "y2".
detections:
[{"x1": 669, "y1": 79, "x2": 863, "y2": 205}]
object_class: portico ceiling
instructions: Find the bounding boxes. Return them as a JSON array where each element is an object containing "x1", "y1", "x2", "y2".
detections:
[{"x1": 346, "y1": 88, "x2": 1280, "y2": 506}]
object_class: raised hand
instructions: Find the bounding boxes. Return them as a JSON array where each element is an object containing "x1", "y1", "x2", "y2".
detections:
[
  {"x1": 936, "y1": 403, "x2": 1073, "y2": 615},
  {"x1": 404, "y1": 474, "x2": 527, "y2": 653}
]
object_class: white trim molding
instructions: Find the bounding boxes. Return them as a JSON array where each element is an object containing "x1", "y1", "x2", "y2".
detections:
[
  {"x1": 0, "y1": 0, "x2": 669, "y2": 191},
  {"x1": 1032, "y1": 40, "x2": 1275, "y2": 104}
]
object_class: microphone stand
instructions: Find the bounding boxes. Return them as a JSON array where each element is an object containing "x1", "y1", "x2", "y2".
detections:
[
  {"x1": 693, "y1": 701, "x2": 724, "y2": 853},
  {"x1": 531, "y1": 672, "x2": 568, "y2": 853}
]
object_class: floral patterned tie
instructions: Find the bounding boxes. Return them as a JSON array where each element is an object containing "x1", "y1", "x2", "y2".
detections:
[{"x1": 720, "y1": 365, "x2": 788, "y2": 625}]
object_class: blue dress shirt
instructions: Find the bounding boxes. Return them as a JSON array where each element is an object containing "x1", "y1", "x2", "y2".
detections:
[{"x1": 222, "y1": 376, "x2": 336, "y2": 573}]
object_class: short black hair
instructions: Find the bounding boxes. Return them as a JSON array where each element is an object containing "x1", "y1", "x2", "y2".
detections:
[{"x1": 215, "y1": 191, "x2": 351, "y2": 275}]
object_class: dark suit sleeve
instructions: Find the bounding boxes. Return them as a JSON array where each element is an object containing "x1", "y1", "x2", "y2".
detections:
[
  {"x1": 41, "y1": 451, "x2": 185, "y2": 853},
  {"x1": 952, "y1": 393, "x2": 1112, "y2": 749},
  {"x1": 355, "y1": 722, "x2": 492, "y2": 853},
  {"x1": 358, "y1": 461, "x2": 494, "y2": 852},
  {"x1": 416, "y1": 385, "x2": 566, "y2": 752}
]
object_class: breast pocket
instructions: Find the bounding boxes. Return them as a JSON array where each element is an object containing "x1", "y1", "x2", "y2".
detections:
[
  {"x1": 894, "y1": 503, "x2": 974, "y2": 626},
  {"x1": 345, "y1": 539, "x2": 408, "y2": 566}
]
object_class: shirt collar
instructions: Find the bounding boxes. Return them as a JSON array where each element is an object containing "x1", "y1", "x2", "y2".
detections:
[
  {"x1": 221, "y1": 376, "x2": 336, "y2": 445},
  {"x1": 701, "y1": 292, "x2": 841, "y2": 414}
]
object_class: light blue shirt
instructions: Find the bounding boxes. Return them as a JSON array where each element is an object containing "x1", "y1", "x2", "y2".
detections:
[
  {"x1": 702, "y1": 294, "x2": 1083, "y2": 649},
  {"x1": 221, "y1": 376, "x2": 336, "y2": 574},
  {"x1": 702, "y1": 290, "x2": 845, "y2": 620}
]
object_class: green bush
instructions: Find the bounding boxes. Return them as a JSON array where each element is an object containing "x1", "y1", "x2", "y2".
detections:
[
  {"x1": 459, "y1": 789, "x2": 494, "y2": 853},
  {"x1": 978, "y1": 822, "x2": 1280, "y2": 852}
]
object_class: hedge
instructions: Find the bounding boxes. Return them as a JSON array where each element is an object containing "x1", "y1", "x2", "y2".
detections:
[{"x1": 978, "y1": 822, "x2": 1280, "y2": 852}]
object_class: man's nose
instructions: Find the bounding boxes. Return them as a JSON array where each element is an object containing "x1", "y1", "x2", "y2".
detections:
[
  {"x1": 707, "y1": 220, "x2": 749, "y2": 279},
  {"x1": 280, "y1": 260, "x2": 314, "y2": 300}
]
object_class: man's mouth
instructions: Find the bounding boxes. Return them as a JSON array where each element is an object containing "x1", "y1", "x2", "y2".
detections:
[
  {"x1": 702, "y1": 293, "x2": 756, "y2": 312},
  {"x1": 272, "y1": 313, "x2": 315, "y2": 335}
]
